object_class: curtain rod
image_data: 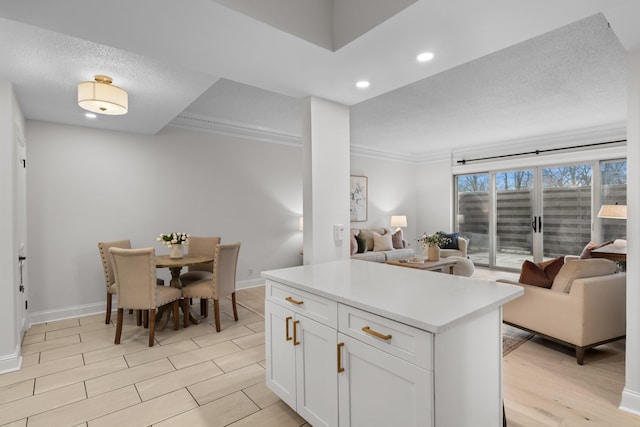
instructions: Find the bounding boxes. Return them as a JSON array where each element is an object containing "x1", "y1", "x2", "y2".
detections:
[{"x1": 456, "y1": 139, "x2": 626, "y2": 165}]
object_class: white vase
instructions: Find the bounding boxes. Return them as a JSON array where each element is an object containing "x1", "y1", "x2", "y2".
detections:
[
  {"x1": 170, "y1": 244, "x2": 184, "y2": 259},
  {"x1": 427, "y1": 244, "x2": 440, "y2": 261}
]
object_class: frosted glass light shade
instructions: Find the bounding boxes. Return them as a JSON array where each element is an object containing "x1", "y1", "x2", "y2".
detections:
[
  {"x1": 597, "y1": 204, "x2": 627, "y2": 219},
  {"x1": 78, "y1": 75, "x2": 128, "y2": 115},
  {"x1": 390, "y1": 215, "x2": 407, "y2": 228}
]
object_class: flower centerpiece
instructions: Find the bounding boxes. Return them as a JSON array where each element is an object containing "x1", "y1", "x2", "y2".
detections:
[
  {"x1": 158, "y1": 232, "x2": 189, "y2": 258},
  {"x1": 418, "y1": 232, "x2": 451, "y2": 261}
]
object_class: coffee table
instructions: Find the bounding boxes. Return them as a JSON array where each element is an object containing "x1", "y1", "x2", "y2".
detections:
[{"x1": 386, "y1": 256, "x2": 458, "y2": 274}]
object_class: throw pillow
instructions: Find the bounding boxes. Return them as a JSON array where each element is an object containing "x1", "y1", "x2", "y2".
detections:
[
  {"x1": 350, "y1": 235, "x2": 358, "y2": 255},
  {"x1": 439, "y1": 231, "x2": 459, "y2": 250},
  {"x1": 518, "y1": 260, "x2": 553, "y2": 288},
  {"x1": 372, "y1": 232, "x2": 393, "y2": 252},
  {"x1": 391, "y1": 229, "x2": 404, "y2": 249},
  {"x1": 538, "y1": 256, "x2": 564, "y2": 283},
  {"x1": 355, "y1": 234, "x2": 367, "y2": 253},
  {"x1": 358, "y1": 229, "x2": 377, "y2": 253}
]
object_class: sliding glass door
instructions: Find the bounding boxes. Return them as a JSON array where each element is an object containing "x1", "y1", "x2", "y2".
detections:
[
  {"x1": 495, "y1": 169, "x2": 534, "y2": 269},
  {"x1": 455, "y1": 160, "x2": 623, "y2": 270},
  {"x1": 541, "y1": 164, "x2": 592, "y2": 258}
]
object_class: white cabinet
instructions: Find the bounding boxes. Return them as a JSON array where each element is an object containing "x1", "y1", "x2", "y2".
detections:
[
  {"x1": 263, "y1": 261, "x2": 521, "y2": 427},
  {"x1": 338, "y1": 333, "x2": 433, "y2": 427},
  {"x1": 265, "y1": 290, "x2": 338, "y2": 427}
]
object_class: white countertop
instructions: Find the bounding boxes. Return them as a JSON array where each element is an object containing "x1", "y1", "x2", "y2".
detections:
[{"x1": 262, "y1": 259, "x2": 523, "y2": 333}]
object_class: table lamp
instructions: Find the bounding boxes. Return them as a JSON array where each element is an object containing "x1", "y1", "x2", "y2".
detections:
[{"x1": 597, "y1": 204, "x2": 627, "y2": 248}]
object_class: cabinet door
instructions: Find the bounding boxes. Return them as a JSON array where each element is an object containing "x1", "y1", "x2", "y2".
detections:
[
  {"x1": 338, "y1": 333, "x2": 433, "y2": 427},
  {"x1": 296, "y1": 315, "x2": 338, "y2": 427},
  {"x1": 265, "y1": 301, "x2": 296, "y2": 408}
]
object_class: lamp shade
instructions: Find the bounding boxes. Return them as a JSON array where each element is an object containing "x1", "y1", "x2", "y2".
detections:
[
  {"x1": 390, "y1": 215, "x2": 407, "y2": 228},
  {"x1": 78, "y1": 75, "x2": 128, "y2": 115},
  {"x1": 597, "y1": 204, "x2": 627, "y2": 219}
]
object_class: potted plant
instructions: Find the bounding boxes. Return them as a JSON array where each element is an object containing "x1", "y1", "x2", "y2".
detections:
[{"x1": 418, "y1": 232, "x2": 451, "y2": 261}]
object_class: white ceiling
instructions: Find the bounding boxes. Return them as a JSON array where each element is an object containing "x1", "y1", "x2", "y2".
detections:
[{"x1": 1, "y1": 0, "x2": 639, "y2": 159}]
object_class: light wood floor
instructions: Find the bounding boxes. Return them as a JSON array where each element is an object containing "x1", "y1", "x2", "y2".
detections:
[{"x1": 2, "y1": 273, "x2": 640, "y2": 426}]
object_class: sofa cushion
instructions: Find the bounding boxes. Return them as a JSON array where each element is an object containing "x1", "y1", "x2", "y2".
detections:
[
  {"x1": 551, "y1": 258, "x2": 618, "y2": 293},
  {"x1": 392, "y1": 229, "x2": 404, "y2": 249},
  {"x1": 351, "y1": 251, "x2": 386, "y2": 262},
  {"x1": 350, "y1": 235, "x2": 358, "y2": 255},
  {"x1": 358, "y1": 228, "x2": 387, "y2": 252},
  {"x1": 439, "y1": 232, "x2": 459, "y2": 249},
  {"x1": 373, "y1": 232, "x2": 393, "y2": 251},
  {"x1": 355, "y1": 234, "x2": 367, "y2": 253}
]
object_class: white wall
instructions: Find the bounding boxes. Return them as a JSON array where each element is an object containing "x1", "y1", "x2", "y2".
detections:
[
  {"x1": 415, "y1": 158, "x2": 454, "y2": 246},
  {"x1": 26, "y1": 121, "x2": 303, "y2": 323},
  {"x1": 350, "y1": 155, "x2": 418, "y2": 247}
]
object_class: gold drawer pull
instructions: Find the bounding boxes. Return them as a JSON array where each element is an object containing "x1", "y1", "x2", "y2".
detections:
[
  {"x1": 293, "y1": 320, "x2": 301, "y2": 346},
  {"x1": 362, "y1": 326, "x2": 392, "y2": 341},
  {"x1": 285, "y1": 316, "x2": 292, "y2": 341},
  {"x1": 285, "y1": 296, "x2": 304, "y2": 305},
  {"x1": 337, "y1": 342, "x2": 345, "y2": 373}
]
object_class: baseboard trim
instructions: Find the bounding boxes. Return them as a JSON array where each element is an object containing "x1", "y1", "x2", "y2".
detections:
[
  {"x1": 29, "y1": 302, "x2": 105, "y2": 327},
  {"x1": 0, "y1": 343, "x2": 22, "y2": 375},
  {"x1": 28, "y1": 281, "x2": 265, "y2": 327},
  {"x1": 236, "y1": 279, "x2": 265, "y2": 289},
  {"x1": 620, "y1": 388, "x2": 640, "y2": 416}
]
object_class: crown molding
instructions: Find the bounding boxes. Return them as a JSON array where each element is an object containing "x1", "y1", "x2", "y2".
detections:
[
  {"x1": 170, "y1": 113, "x2": 627, "y2": 165},
  {"x1": 169, "y1": 112, "x2": 302, "y2": 147}
]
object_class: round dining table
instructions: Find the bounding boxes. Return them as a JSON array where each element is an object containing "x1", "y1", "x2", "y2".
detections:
[{"x1": 155, "y1": 254, "x2": 214, "y2": 331}]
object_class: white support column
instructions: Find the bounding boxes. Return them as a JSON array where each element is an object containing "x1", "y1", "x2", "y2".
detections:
[
  {"x1": 620, "y1": 48, "x2": 640, "y2": 415},
  {"x1": 301, "y1": 97, "x2": 350, "y2": 264}
]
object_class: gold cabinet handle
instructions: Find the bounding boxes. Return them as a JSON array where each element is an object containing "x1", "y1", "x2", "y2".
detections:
[
  {"x1": 285, "y1": 316, "x2": 292, "y2": 341},
  {"x1": 337, "y1": 342, "x2": 345, "y2": 373},
  {"x1": 362, "y1": 326, "x2": 392, "y2": 341},
  {"x1": 293, "y1": 320, "x2": 301, "y2": 346},
  {"x1": 285, "y1": 296, "x2": 304, "y2": 305}
]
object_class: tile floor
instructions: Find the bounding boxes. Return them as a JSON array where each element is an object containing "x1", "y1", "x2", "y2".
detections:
[{"x1": 0, "y1": 290, "x2": 310, "y2": 427}]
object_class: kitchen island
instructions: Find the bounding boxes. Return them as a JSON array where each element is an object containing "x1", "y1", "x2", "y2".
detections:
[{"x1": 262, "y1": 259, "x2": 523, "y2": 427}]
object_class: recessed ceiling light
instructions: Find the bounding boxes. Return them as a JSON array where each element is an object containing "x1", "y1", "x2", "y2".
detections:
[
  {"x1": 417, "y1": 52, "x2": 434, "y2": 62},
  {"x1": 356, "y1": 80, "x2": 370, "y2": 89},
  {"x1": 85, "y1": 112, "x2": 97, "y2": 119}
]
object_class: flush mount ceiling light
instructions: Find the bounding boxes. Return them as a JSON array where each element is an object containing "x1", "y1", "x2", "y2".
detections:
[
  {"x1": 356, "y1": 80, "x2": 370, "y2": 89},
  {"x1": 77, "y1": 75, "x2": 128, "y2": 115},
  {"x1": 417, "y1": 52, "x2": 434, "y2": 62}
]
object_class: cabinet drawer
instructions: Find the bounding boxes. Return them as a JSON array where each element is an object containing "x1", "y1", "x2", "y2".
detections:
[
  {"x1": 266, "y1": 280, "x2": 337, "y2": 329},
  {"x1": 338, "y1": 304, "x2": 433, "y2": 370}
]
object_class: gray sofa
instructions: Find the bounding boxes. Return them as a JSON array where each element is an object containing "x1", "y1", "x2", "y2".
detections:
[{"x1": 351, "y1": 227, "x2": 414, "y2": 262}]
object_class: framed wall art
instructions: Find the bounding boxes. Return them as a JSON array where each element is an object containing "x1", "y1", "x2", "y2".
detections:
[{"x1": 350, "y1": 175, "x2": 368, "y2": 222}]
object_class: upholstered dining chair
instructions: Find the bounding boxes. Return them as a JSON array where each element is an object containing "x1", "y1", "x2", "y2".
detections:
[
  {"x1": 109, "y1": 247, "x2": 181, "y2": 346},
  {"x1": 98, "y1": 240, "x2": 164, "y2": 324},
  {"x1": 181, "y1": 242, "x2": 241, "y2": 332},
  {"x1": 98, "y1": 240, "x2": 132, "y2": 324},
  {"x1": 179, "y1": 236, "x2": 221, "y2": 316}
]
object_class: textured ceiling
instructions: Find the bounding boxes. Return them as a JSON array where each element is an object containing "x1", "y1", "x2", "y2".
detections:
[
  {"x1": 0, "y1": 0, "x2": 638, "y2": 158},
  {"x1": 350, "y1": 13, "x2": 628, "y2": 159}
]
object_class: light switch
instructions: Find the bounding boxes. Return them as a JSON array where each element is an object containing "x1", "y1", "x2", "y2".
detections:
[{"x1": 333, "y1": 224, "x2": 344, "y2": 240}]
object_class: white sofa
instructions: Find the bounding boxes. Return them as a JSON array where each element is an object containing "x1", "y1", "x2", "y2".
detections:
[
  {"x1": 350, "y1": 227, "x2": 414, "y2": 262},
  {"x1": 498, "y1": 258, "x2": 625, "y2": 364}
]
